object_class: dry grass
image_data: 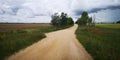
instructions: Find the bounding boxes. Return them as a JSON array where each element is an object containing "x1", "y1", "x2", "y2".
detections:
[{"x1": 0, "y1": 23, "x2": 52, "y2": 32}]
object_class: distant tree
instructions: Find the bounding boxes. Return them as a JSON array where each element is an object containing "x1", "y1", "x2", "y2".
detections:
[
  {"x1": 51, "y1": 13, "x2": 61, "y2": 26},
  {"x1": 116, "y1": 20, "x2": 120, "y2": 24},
  {"x1": 87, "y1": 17, "x2": 92, "y2": 26},
  {"x1": 60, "y1": 12, "x2": 68, "y2": 26},
  {"x1": 76, "y1": 11, "x2": 89, "y2": 25},
  {"x1": 88, "y1": 17, "x2": 92, "y2": 23},
  {"x1": 51, "y1": 12, "x2": 74, "y2": 26},
  {"x1": 67, "y1": 17, "x2": 74, "y2": 25}
]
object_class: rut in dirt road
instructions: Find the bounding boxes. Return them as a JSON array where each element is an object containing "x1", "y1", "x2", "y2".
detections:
[{"x1": 7, "y1": 24, "x2": 93, "y2": 60}]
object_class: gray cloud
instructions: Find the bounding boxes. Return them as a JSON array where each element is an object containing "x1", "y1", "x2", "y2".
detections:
[
  {"x1": 74, "y1": 5, "x2": 120, "y2": 16},
  {"x1": 0, "y1": 0, "x2": 120, "y2": 23},
  {"x1": 92, "y1": 9, "x2": 120, "y2": 23}
]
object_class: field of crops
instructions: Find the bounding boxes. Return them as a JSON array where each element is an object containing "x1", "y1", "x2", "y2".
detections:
[{"x1": 76, "y1": 24, "x2": 120, "y2": 60}]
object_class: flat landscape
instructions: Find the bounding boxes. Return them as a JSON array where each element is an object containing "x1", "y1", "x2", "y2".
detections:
[
  {"x1": 0, "y1": 23, "x2": 120, "y2": 60},
  {"x1": 7, "y1": 24, "x2": 92, "y2": 60},
  {"x1": 76, "y1": 24, "x2": 120, "y2": 60},
  {"x1": 0, "y1": 23, "x2": 72, "y2": 60},
  {"x1": 0, "y1": 23, "x2": 51, "y2": 32},
  {"x1": 0, "y1": 0, "x2": 120, "y2": 60}
]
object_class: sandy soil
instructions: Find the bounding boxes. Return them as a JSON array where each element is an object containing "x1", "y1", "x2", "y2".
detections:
[{"x1": 7, "y1": 24, "x2": 93, "y2": 60}]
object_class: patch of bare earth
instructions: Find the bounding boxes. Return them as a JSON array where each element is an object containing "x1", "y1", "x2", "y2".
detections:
[{"x1": 7, "y1": 24, "x2": 93, "y2": 60}]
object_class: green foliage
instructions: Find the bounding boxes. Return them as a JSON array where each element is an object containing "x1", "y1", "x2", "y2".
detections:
[
  {"x1": 67, "y1": 17, "x2": 74, "y2": 25},
  {"x1": 87, "y1": 17, "x2": 93, "y2": 26},
  {"x1": 51, "y1": 13, "x2": 61, "y2": 26},
  {"x1": 60, "y1": 12, "x2": 68, "y2": 26},
  {"x1": 76, "y1": 24, "x2": 120, "y2": 60},
  {"x1": 51, "y1": 12, "x2": 74, "y2": 26},
  {"x1": 76, "y1": 11, "x2": 89, "y2": 25},
  {"x1": 88, "y1": 17, "x2": 92, "y2": 24}
]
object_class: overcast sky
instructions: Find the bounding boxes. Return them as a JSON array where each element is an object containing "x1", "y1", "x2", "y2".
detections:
[{"x1": 0, "y1": 0, "x2": 120, "y2": 23}]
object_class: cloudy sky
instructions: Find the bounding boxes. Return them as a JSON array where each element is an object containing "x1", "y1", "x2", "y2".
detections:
[{"x1": 0, "y1": 0, "x2": 120, "y2": 23}]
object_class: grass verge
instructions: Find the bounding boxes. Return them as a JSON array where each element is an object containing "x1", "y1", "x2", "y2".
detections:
[
  {"x1": 76, "y1": 24, "x2": 120, "y2": 60},
  {"x1": 0, "y1": 24, "x2": 72, "y2": 60}
]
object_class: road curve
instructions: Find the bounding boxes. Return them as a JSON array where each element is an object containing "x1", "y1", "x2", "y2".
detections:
[{"x1": 7, "y1": 24, "x2": 93, "y2": 60}]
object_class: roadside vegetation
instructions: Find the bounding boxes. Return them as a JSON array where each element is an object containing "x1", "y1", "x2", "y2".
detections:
[
  {"x1": 0, "y1": 23, "x2": 72, "y2": 60},
  {"x1": 75, "y1": 11, "x2": 120, "y2": 60},
  {"x1": 76, "y1": 24, "x2": 120, "y2": 60}
]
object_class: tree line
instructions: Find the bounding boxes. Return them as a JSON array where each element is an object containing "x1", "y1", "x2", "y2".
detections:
[{"x1": 51, "y1": 11, "x2": 94, "y2": 26}]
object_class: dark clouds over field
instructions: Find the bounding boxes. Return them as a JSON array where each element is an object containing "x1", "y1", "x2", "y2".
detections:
[{"x1": 0, "y1": 0, "x2": 120, "y2": 23}]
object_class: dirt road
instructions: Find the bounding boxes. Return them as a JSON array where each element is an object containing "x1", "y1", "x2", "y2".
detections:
[{"x1": 7, "y1": 24, "x2": 93, "y2": 60}]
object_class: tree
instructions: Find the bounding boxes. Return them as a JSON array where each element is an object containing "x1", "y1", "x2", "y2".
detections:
[
  {"x1": 60, "y1": 12, "x2": 68, "y2": 26},
  {"x1": 67, "y1": 17, "x2": 74, "y2": 25},
  {"x1": 87, "y1": 17, "x2": 92, "y2": 26},
  {"x1": 51, "y1": 13, "x2": 61, "y2": 26},
  {"x1": 76, "y1": 11, "x2": 89, "y2": 25},
  {"x1": 51, "y1": 12, "x2": 74, "y2": 26}
]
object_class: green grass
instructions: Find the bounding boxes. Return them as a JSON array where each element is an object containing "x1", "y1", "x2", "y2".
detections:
[
  {"x1": 0, "y1": 24, "x2": 72, "y2": 60},
  {"x1": 96, "y1": 24, "x2": 120, "y2": 29},
  {"x1": 76, "y1": 24, "x2": 120, "y2": 60}
]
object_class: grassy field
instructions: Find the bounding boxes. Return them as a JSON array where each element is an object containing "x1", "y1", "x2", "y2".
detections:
[
  {"x1": 0, "y1": 23, "x2": 72, "y2": 60},
  {"x1": 0, "y1": 23, "x2": 51, "y2": 32},
  {"x1": 76, "y1": 24, "x2": 120, "y2": 60}
]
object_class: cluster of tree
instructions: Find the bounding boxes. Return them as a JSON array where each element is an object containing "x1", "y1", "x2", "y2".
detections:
[
  {"x1": 51, "y1": 12, "x2": 74, "y2": 26},
  {"x1": 76, "y1": 11, "x2": 95, "y2": 26},
  {"x1": 116, "y1": 20, "x2": 120, "y2": 24}
]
